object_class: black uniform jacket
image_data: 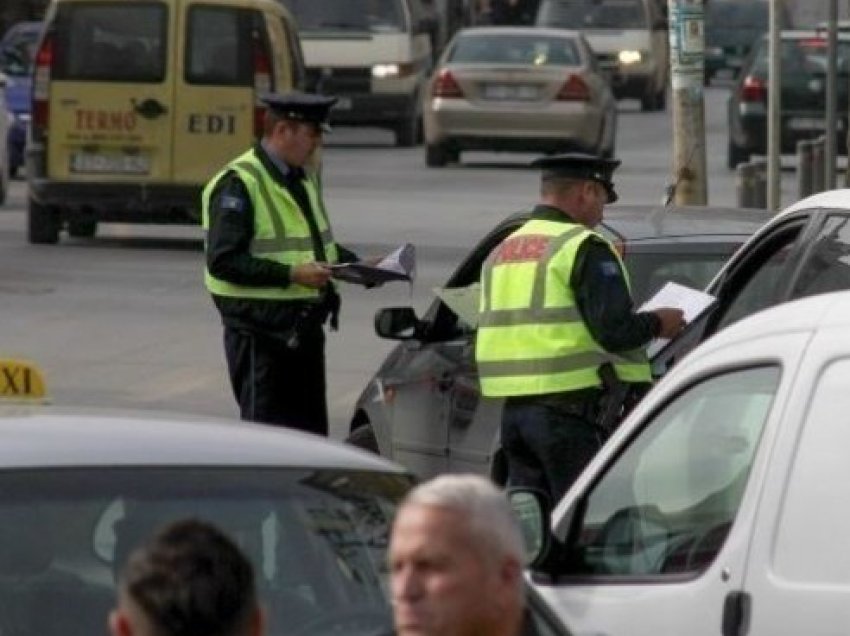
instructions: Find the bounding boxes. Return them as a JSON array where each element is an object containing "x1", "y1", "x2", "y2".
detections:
[
  {"x1": 529, "y1": 205, "x2": 660, "y2": 352},
  {"x1": 206, "y1": 143, "x2": 358, "y2": 335}
]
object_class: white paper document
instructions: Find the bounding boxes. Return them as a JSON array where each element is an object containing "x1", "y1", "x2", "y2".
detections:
[
  {"x1": 638, "y1": 281, "x2": 717, "y2": 357},
  {"x1": 434, "y1": 283, "x2": 480, "y2": 328},
  {"x1": 330, "y1": 243, "x2": 415, "y2": 286}
]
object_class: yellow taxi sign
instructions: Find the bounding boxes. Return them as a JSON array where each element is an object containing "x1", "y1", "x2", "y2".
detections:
[{"x1": 0, "y1": 359, "x2": 48, "y2": 402}]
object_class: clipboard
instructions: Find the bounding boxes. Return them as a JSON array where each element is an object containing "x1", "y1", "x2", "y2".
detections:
[{"x1": 331, "y1": 243, "x2": 415, "y2": 286}]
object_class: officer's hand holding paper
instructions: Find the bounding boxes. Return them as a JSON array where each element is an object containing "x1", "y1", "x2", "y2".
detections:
[
  {"x1": 639, "y1": 281, "x2": 716, "y2": 357},
  {"x1": 331, "y1": 243, "x2": 415, "y2": 287}
]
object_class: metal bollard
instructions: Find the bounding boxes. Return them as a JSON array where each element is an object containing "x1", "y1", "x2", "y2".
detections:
[
  {"x1": 797, "y1": 139, "x2": 814, "y2": 198},
  {"x1": 751, "y1": 159, "x2": 768, "y2": 209},
  {"x1": 812, "y1": 136, "x2": 826, "y2": 193},
  {"x1": 736, "y1": 162, "x2": 757, "y2": 207}
]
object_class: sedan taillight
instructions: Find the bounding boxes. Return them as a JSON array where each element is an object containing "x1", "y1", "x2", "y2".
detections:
[
  {"x1": 556, "y1": 74, "x2": 590, "y2": 101},
  {"x1": 432, "y1": 69, "x2": 463, "y2": 98},
  {"x1": 741, "y1": 76, "x2": 767, "y2": 102}
]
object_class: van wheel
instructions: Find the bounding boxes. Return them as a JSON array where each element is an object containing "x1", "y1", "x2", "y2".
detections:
[
  {"x1": 28, "y1": 199, "x2": 60, "y2": 245},
  {"x1": 68, "y1": 219, "x2": 97, "y2": 238},
  {"x1": 346, "y1": 423, "x2": 379, "y2": 454},
  {"x1": 426, "y1": 143, "x2": 449, "y2": 167}
]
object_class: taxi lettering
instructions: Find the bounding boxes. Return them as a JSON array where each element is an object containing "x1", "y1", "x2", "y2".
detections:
[
  {"x1": 75, "y1": 109, "x2": 137, "y2": 132},
  {"x1": 494, "y1": 235, "x2": 551, "y2": 264},
  {"x1": 188, "y1": 114, "x2": 236, "y2": 135},
  {"x1": 0, "y1": 359, "x2": 47, "y2": 401}
]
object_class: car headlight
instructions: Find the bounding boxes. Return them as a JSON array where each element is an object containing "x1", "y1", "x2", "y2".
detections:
[
  {"x1": 618, "y1": 50, "x2": 643, "y2": 65},
  {"x1": 372, "y1": 63, "x2": 415, "y2": 78}
]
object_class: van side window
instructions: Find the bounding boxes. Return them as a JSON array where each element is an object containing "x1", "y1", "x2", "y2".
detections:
[
  {"x1": 774, "y1": 358, "x2": 850, "y2": 584},
  {"x1": 53, "y1": 3, "x2": 166, "y2": 82},
  {"x1": 561, "y1": 366, "x2": 778, "y2": 579},
  {"x1": 186, "y1": 6, "x2": 252, "y2": 86}
]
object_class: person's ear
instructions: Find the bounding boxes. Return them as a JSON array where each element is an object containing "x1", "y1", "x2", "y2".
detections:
[{"x1": 108, "y1": 609, "x2": 133, "y2": 636}]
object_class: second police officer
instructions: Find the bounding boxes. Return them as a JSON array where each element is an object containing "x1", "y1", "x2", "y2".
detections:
[{"x1": 475, "y1": 153, "x2": 686, "y2": 506}]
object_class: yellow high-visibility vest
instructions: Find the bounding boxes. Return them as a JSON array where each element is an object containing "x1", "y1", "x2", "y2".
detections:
[
  {"x1": 201, "y1": 149, "x2": 339, "y2": 300},
  {"x1": 476, "y1": 218, "x2": 651, "y2": 397}
]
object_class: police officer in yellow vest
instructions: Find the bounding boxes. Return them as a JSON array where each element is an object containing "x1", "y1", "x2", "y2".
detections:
[
  {"x1": 476, "y1": 153, "x2": 685, "y2": 503},
  {"x1": 202, "y1": 92, "x2": 360, "y2": 435}
]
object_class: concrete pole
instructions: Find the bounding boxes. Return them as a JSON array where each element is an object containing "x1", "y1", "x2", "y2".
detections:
[
  {"x1": 767, "y1": 0, "x2": 783, "y2": 210},
  {"x1": 667, "y1": 0, "x2": 707, "y2": 205},
  {"x1": 825, "y1": 0, "x2": 837, "y2": 189}
]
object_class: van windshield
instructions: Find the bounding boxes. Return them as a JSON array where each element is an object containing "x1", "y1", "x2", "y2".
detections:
[
  {"x1": 281, "y1": 0, "x2": 407, "y2": 33},
  {"x1": 52, "y1": 3, "x2": 166, "y2": 82},
  {"x1": 537, "y1": 0, "x2": 648, "y2": 29}
]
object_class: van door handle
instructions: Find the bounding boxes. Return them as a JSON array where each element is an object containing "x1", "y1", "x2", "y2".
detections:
[
  {"x1": 131, "y1": 98, "x2": 168, "y2": 119},
  {"x1": 722, "y1": 590, "x2": 751, "y2": 636}
]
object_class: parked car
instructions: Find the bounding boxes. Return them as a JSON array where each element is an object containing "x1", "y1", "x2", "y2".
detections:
[
  {"x1": 513, "y1": 288, "x2": 850, "y2": 636},
  {"x1": 0, "y1": 358, "x2": 573, "y2": 636},
  {"x1": 423, "y1": 26, "x2": 617, "y2": 166},
  {"x1": 0, "y1": 21, "x2": 40, "y2": 178},
  {"x1": 727, "y1": 30, "x2": 850, "y2": 169},
  {"x1": 347, "y1": 203, "x2": 773, "y2": 480},
  {"x1": 535, "y1": 0, "x2": 669, "y2": 111}
]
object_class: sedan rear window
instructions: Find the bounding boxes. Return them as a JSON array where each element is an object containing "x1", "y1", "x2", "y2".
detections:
[
  {"x1": 0, "y1": 467, "x2": 411, "y2": 636},
  {"x1": 53, "y1": 3, "x2": 166, "y2": 82},
  {"x1": 450, "y1": 34, "x2": 580, "y2": 65}
]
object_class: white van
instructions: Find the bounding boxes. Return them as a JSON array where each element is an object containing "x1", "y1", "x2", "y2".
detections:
[
  {"x1": 536, "y1": 0, "x2": 668, "y2": 111},
  {"x1": 280, "y1": 0, "x2": 433, "y2": 146},
  {"x1": 512, "y1": 288, "x2": 850, "y2": 635}
]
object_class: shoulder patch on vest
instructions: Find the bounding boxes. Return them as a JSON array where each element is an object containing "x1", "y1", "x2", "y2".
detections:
[
  {"x1": 600, "y1": 260, "x2": 620, "y2": 278},
  {"x1": 219, "y1": 195, "x2": 246, "y2": 213}
]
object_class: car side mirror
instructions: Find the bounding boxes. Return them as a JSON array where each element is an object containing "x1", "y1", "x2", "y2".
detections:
[
  {"x1": 508, "y1": 488, "x2": 552, "y2": 569},
  {"x1": 374, "y1": 307, "x2": 421, "y2": 340}
]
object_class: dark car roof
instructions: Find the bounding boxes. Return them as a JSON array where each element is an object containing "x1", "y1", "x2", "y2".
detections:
[
  {"x1": 499, "y1": 204, "x2": 773, "y2": 242},
  {"x1": 0, "y1": 406, "x2": 409, "y2": 472}
]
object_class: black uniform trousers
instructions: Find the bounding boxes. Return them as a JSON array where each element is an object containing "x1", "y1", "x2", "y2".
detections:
[
  {"x1": 223, "y1": 324, "x2": 328, "y2": 435},
  {"x1": 501, "y1": 390, "x2": 604, "y2": 506}
]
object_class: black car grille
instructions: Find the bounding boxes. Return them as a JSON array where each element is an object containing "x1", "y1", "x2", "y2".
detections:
[{"x1": 305, "y1": 67, "x2": 372, "y2": 94}]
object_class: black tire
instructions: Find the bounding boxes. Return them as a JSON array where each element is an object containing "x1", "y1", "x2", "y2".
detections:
[
  {"x1": 395, "y1": 108, "x2": 422, "y2": 148},
  {"x1": 426, "y1": 143, "x2": 449, "y2": 167},
  {"x1": 655, "y1": 88, "x2": 666, "y2": 111},
  {"x1": 346, "y1": 423, "x2": 379, "y2": 454},
  {"x1": 727, "y1": 139, "x2": 750, "y2": 170},
  {"x1": 68, "y1": 219, "x2": 97, "y2": 238},
  {"x1": 28, "y1": 198, "x2": 60, "y2": 244}
]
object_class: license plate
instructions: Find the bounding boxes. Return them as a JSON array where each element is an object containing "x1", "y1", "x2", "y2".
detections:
[
  {"x1": 482, "y1": 84, "x2": 540, "y2": 101},
  {"x1": 333, "y1": 97, "x2": 353, "y2": 110},
  {"x1": 787, "y1": 117, "x2": 829, "y2": 132},
  {"x1": 70, "y1": 152, "x2": 150, "y2": 175}
]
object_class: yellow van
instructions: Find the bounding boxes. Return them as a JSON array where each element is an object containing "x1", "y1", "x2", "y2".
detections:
[{"x1": 26, "y1": 0, "x2": 305, "y2": 244}]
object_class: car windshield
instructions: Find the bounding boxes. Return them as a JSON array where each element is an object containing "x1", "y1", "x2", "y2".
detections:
[
  {"x1": 0, "y1": 27, "x2": 39, "y2": 76},
  {"x1": 0, "y1": 467, "x2": 411, "y2": 636},
  {"x1": 705, "y1": 2, "x2": 768, "y2": 48},
  {"x1": 538, "y1": 0, "x2": 648, "y2": 30},
  {"x1": 450, "y1": 33, "x2": 580, "y2": 65},
  {"x1": 752, "y1": 37, "x2": 850, "y2": 77},
  {"x1": 624, "y1": 248, "x2": 742, "y2": 304},
  {"x1": 281, "y1": 0, "x2": 406, "y2": 33}
]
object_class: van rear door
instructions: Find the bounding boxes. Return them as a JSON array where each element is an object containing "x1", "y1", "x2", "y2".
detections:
[
  {"x1": 47, "y1": 0, "x2": 175, "y2": 182},
  {"x1": 172, "y1": 1, "x2": 260, "y2": 185}
]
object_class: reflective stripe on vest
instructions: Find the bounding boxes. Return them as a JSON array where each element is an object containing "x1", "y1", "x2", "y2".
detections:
[
  {"x1": 201, "y1": 149, "x2": 339, "y2": 301},
  {"x1": 476, "y1": 219, "x2": 651, "y2": 397}
]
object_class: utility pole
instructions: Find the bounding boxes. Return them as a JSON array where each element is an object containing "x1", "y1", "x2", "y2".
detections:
[
  {"x1": 667, "y1": 0, "x2": 707, "y2": 205},
  {"x1": 825, "y1": 0, "x2": 837, "y2": 189},
  {"x1": 767, "y1": 0, "x2": 782, "y2": 210}
]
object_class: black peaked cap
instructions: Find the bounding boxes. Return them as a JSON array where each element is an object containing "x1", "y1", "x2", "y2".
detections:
[
  {"x1": 261, "y1": 91, "x2": 338, "y2": 132},
  {"x1": 531, "y1": 153, "x2": 621, "y2": 203}
]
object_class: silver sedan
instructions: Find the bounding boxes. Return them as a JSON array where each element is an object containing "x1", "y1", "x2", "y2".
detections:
[{"x1": 423, "y1": 26, "x2": 618, "y2": 166}]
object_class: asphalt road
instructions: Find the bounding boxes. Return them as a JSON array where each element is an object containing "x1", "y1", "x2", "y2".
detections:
[{"x1": 0, "y1": 86, "x2": 807, "y2": 440}]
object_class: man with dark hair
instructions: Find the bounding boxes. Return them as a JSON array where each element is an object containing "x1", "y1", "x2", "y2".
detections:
[{"x1": 108, "y1": 518, "x2": 263, "y2": 636}]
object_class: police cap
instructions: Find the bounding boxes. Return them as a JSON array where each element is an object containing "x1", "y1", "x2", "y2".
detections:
[
  {"x1": 531, "y1": 153, "x2": 621, "y2": 203},
  {"x1": 260, "y1": 91, "x2": 338, "y2": 132}
]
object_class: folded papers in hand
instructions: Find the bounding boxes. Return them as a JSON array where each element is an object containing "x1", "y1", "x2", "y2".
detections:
[{"x1": 331, "y1": 243, "x2": 416, "y2": 286}]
